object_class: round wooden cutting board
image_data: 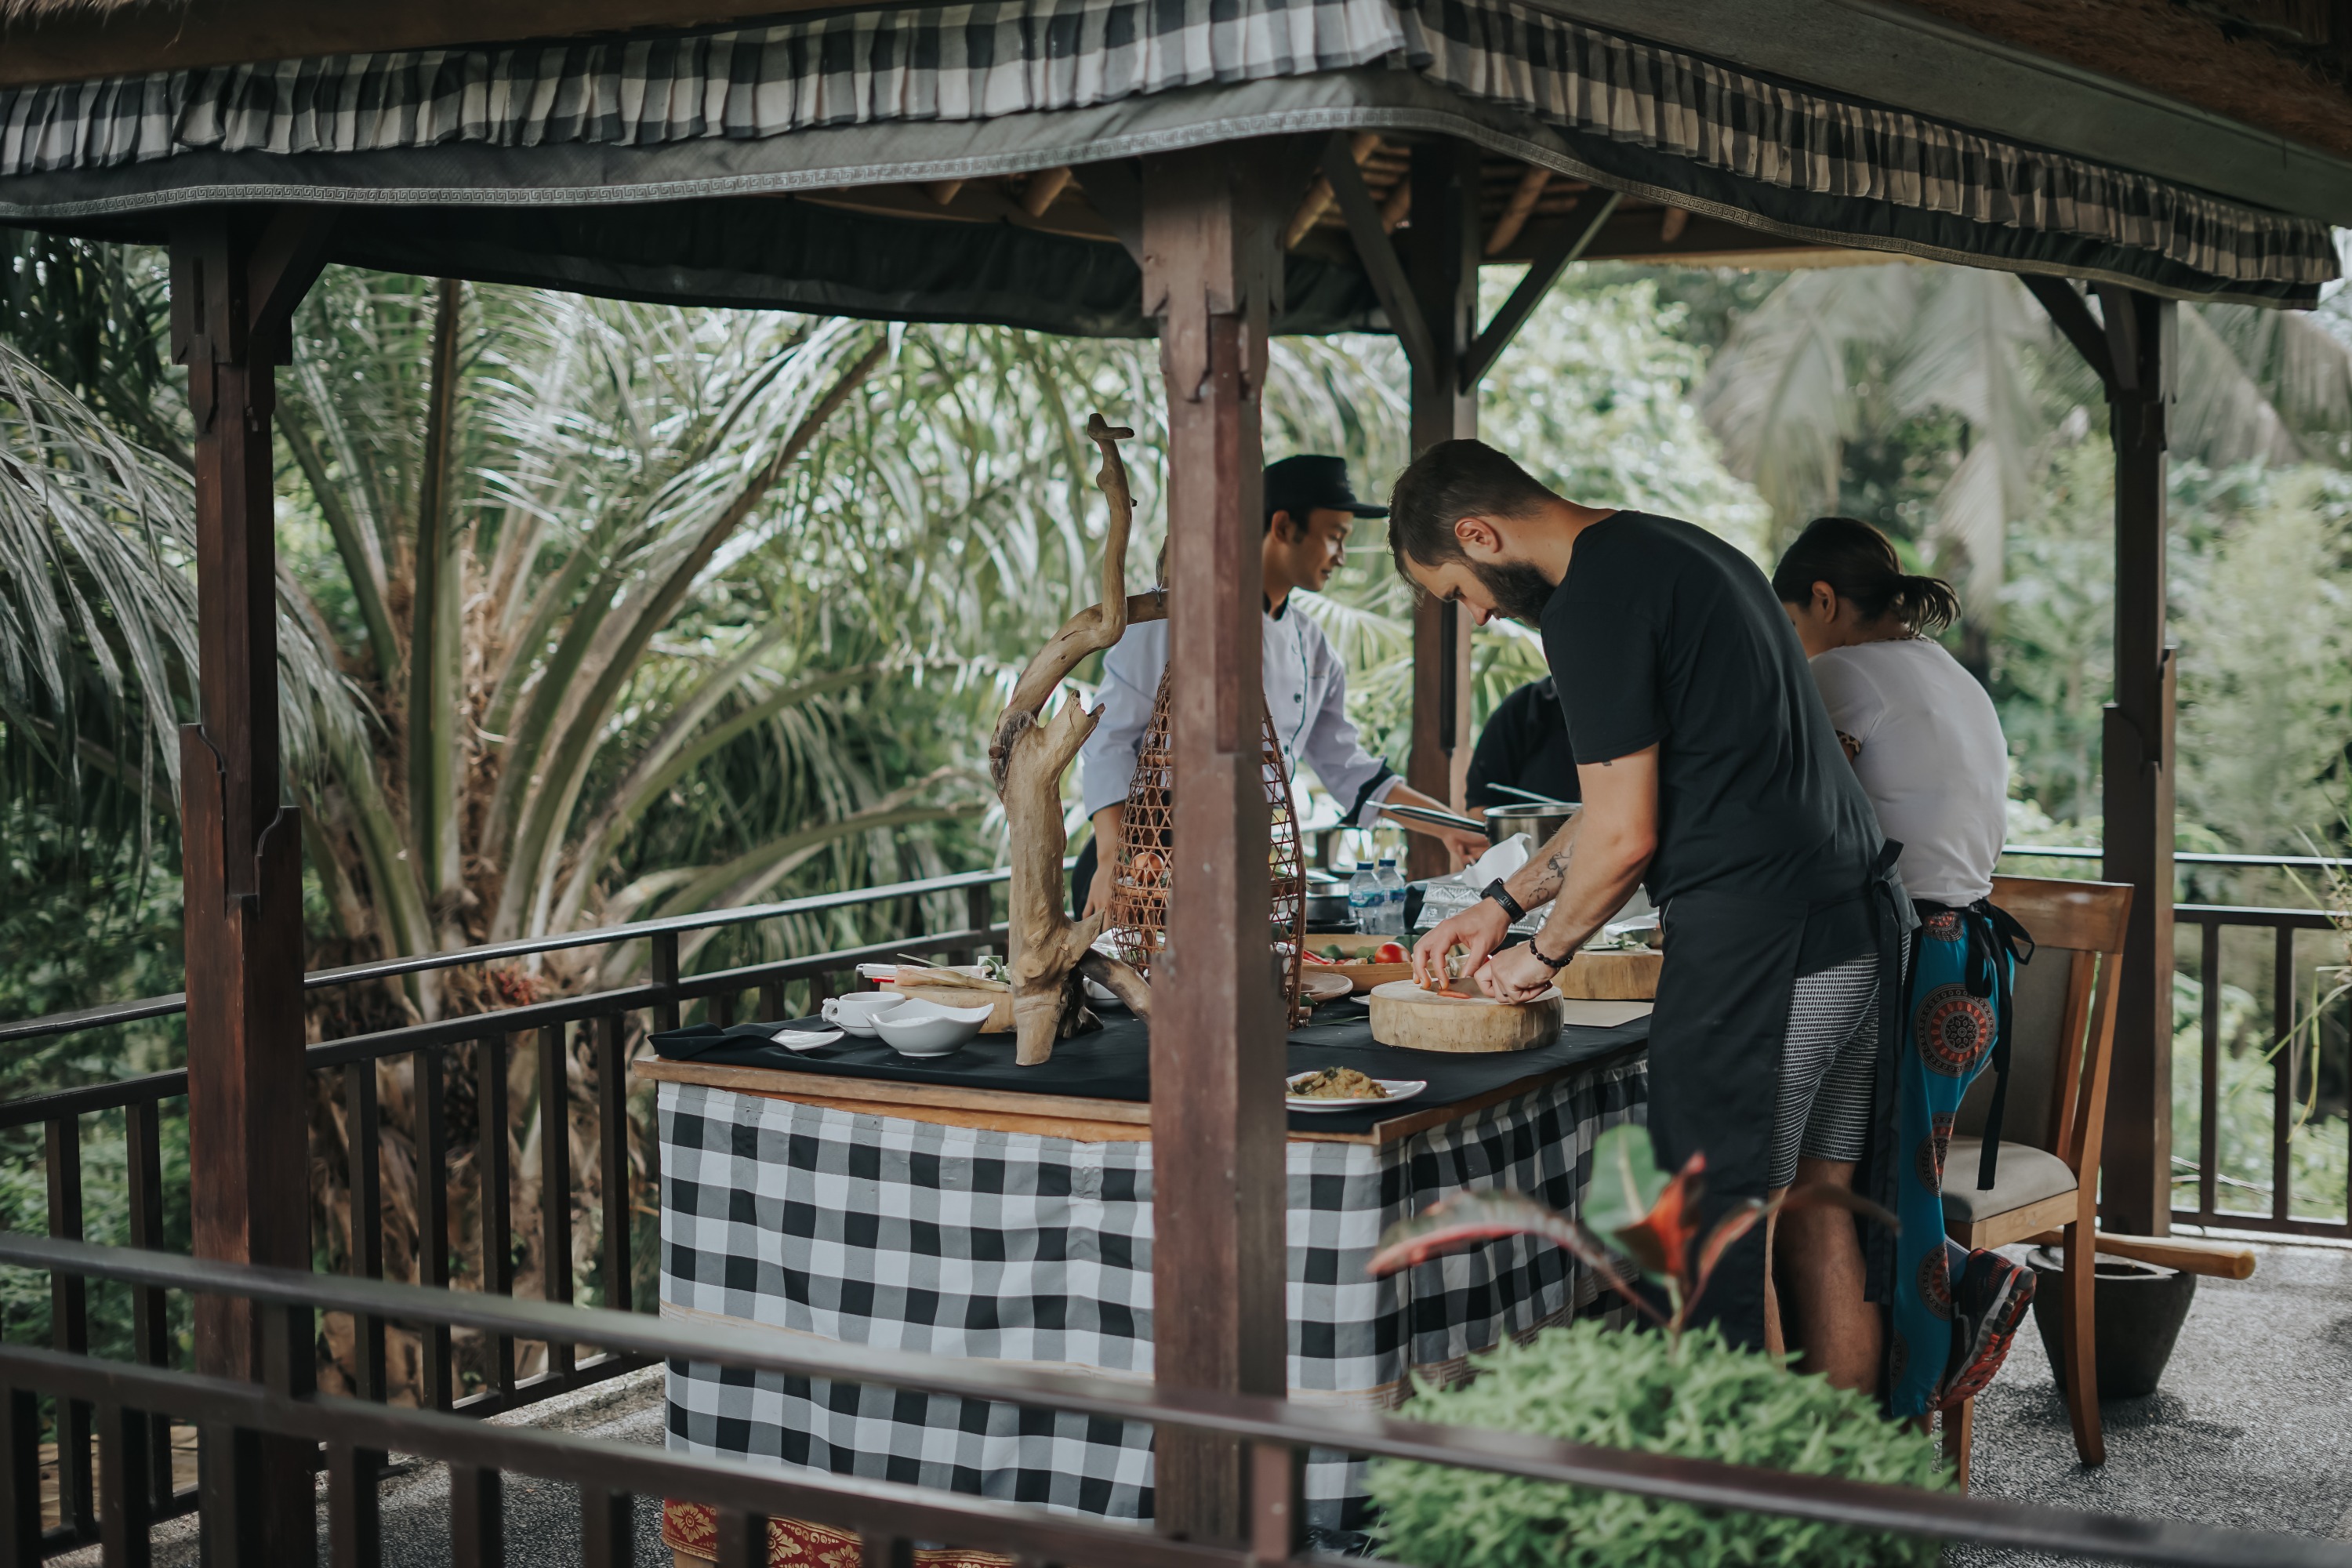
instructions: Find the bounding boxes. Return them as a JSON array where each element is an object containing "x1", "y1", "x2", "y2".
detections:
[
  {"x1": 1367, "y1": 981, "x2": 1566, "y2": 1053},
  {"x1": 1558, "y1": 948, "x2": 1661, "y2": 1000}
]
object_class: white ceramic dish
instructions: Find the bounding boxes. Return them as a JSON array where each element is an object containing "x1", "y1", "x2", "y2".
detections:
[
  {"x1": 873, "y1": 999, "x2": 994, "y2": 1058},
  {"x1": 770, "y1": 1025, "x2": 844, "y2": 1052},
  {"x1": 1283, "y1": 1073, "x2": 1428, "y2": 1113},
  {"x1": 1299, "y1": 971, "x2": 1354, "y2": 1005},
  {"x1": 821, "y1": 993, "x2": 907, "y2": 1037}
]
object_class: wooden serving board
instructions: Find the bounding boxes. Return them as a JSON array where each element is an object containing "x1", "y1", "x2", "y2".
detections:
[
  {"x1": 1367, "y1": 980, "x2": 1565, "y2": 1054},
  {"x1": 1559, "y1": 948, "x2": 1661, "y2": 1000}
]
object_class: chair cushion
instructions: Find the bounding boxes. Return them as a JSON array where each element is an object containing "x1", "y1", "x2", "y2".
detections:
[{"x1": 1940, "y1": 1138, "x2": 2078, "y2": 1224}]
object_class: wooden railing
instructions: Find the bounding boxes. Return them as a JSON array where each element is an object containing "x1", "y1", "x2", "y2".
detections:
[
  {"x1": 2, "y1": 1232, "x2": 2347, "y2": 1568},
  {"x1": 0, "y1": 866, "x2": 1011, "y2": 1556}
]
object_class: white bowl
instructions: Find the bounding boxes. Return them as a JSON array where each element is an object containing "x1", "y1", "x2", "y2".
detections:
[
  {"x1": 821, "y1": 993, "x2": 907, "y2": 1037},
  {"x1": 873, "y1": 999, "x2": 993, "y2": 1058}
]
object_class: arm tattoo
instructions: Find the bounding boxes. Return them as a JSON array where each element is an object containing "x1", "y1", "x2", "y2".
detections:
[{"x1": 1518, "y1": 844, "x2": 1572, "y2": 906}]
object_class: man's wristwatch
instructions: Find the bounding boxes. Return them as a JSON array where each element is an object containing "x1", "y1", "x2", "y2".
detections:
[{"x1": 1480, "y1": 880, "x2": 1526, "y2": 924}]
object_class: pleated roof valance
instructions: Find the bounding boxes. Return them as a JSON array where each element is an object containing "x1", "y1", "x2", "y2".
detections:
[{"x1": 0, "y1": 0, "x2": 2332, "y2": 321}]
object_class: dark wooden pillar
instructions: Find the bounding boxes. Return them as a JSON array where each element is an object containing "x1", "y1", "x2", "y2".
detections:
[
  {"x1": 1402, "y1": 140, "x2": 1482, "y2": 879},
  {"x1": 2099, "y1": 287, "x2": 2177, "y2": 1236},
  {"x1": 1141, "y1": 147, "x2": 1288, "y2": 1541},
  {"x1": 2020, "y1": 278, "x2": 2178, "y2": 1234},
  {"x1": 170, "y1": 208, "x2": 331, "y2": 1559}
]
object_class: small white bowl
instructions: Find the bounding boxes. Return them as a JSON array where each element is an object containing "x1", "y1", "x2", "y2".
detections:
[
  {"x1": 873, "y1": 999, "x2": 993, "y2": 1058},
  {"x1": 821, "y1": 993, "x2": 907, "y2": 1037}
]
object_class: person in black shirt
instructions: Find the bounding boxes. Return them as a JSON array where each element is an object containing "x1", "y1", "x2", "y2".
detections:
[
  {"x1": 1465, "y1": 677, "x2": 1580, "y2": 811},
  {"x1": 1392, "y1": 439, "x2": 1901, "y2": 1389}
]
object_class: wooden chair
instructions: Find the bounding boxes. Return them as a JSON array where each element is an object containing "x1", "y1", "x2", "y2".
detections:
[{"x1": 1938, "y1": 874, "x2": 2134, "y2": 1485}]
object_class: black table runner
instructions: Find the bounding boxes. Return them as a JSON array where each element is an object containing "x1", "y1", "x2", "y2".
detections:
[{"x1": 650, "y1": 1000, "x2": 1649, "y2": 1135}]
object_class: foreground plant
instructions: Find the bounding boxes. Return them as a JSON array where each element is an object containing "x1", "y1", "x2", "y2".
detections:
[{"x1": 1363, "y1": 1126, "x2": 1939, "y2": 1568}]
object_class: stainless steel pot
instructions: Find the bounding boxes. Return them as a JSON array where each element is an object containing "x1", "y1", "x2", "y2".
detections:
[
  {"x1": 1483, "y1": 801, "x2": 1579, "y2": 845},
  {"x1": 1303, "y1": 876, "x2": 1354, "y2": 928}
]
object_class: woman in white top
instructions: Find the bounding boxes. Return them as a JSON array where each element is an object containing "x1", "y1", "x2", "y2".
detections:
[{"x1": 1773, "y1": 517, "x2": 2034, "y2": 1420}]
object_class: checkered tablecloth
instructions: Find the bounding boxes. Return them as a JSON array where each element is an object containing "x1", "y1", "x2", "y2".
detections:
[{"x1": 659, "y1": 1051, "x2": 1646, "y2": 1534}]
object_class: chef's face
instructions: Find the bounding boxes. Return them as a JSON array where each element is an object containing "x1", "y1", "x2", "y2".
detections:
[{"x1": 1269, "y1": 506, "x2": 1355, "y2": 590}]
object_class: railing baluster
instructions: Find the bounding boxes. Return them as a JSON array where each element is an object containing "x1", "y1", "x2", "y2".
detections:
[
  {"x1": 581, "y1": 1486, "x2": 633, "y2": 1568},
  {"x1": 418, "y1": 1048, "x2": 455, "y2": 1411},
  {"x1": 597, "y1": 1016, "x2": 632, "y2": 1319},
  {"x1": 1247, "y1": 1439, "x2": 1299, "y2": 1566},
  {"x1": 122, "y1": 1099, "x2": 173, "y2": 1512},
  {"x1": 967, "y1": 882, "x2": 993, "y2": 945},
  {"x1": 481, "y1": 1035, "x2": 515, "y2": 1400},
  {"x1": 344, "y1": 1062, "x2": 388, "y2": 1404},
  {"x1": 539, "y1": 1025, "x2": 576, "y2": 1377},
  {"x1": 2, "y1": 1386, "x2": 40, "y2": 1563},
  {"x1": 451, "y1": 1465, "x2": 504, "y2": 1568},
  {"x1": 2198, "y1": 919, "x2": 2220, "y2": 1221},
  {"x1": 2273, "y1": 924, "x2": 2298, "y2": 1224},
  {"x1": 710, "y1": 991, "x2": 735, "y2": 1028},
  {"x1": 96, "y1": 1402, "x2": 151, "y2": 1568},
  {"x1": 327, "y1": 1440, "x2": 383, "y2": 1568},
  {"x1": 651, "y1": 932, "x2": 681, "y2": 1035},
  {"x1": 45, "y1": 1115, "x2": 93, "y2": 1539},
  {"x1": 196, "y1": 1423, "x2": 257, "y2": 1563},
  {"x1": 810, "y1": 970, "x2": 837, "y2": 1007},
  {"x1": 758, "y1": 981, "x2": 784, "y2": 1021},
  {"x1": 713, "y1": 1508, "x2": 768, "y2": 1568}
]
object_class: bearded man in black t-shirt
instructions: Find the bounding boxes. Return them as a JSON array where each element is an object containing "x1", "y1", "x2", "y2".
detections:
[{"x1": 1392, "y1": 438, "x2": 1902, "y2": 1388}]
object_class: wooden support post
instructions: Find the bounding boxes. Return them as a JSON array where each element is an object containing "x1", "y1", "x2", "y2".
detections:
[
  {"x1": 169, "y1": 207, "x2": 331, "y2": 1563},
  {"x1": 2099, "y1": 285, "x2": 2176, "y2": 1236},
  {"x1": 1402, "y1": 140, "x2": 1482, "y2": 879},
  {"x1": 1140, "y1": 144, "x2": 1287, "y2": 1543}
]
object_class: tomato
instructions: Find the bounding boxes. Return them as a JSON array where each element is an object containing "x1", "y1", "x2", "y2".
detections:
[{"x1": 1374, "y1": 942, "x2": 1407, "y2": 964}]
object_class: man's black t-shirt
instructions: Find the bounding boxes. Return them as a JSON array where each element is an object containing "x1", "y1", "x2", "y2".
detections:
[
  {"x1": 1542, "y1": 512, "x2": 1882, "y2": 946},
  {"x1": 1466, "y1": 678, "x2": 1581, "y2": 811}
]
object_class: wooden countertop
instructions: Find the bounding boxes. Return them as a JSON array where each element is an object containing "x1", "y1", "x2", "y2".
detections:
[{"x1": 635, "y1": 1051, "x2": 1629, "y2": 1145}]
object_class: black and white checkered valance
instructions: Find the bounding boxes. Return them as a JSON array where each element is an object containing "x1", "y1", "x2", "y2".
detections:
[{"x1": 0, "y1": 0, "x2": 2332, "y2": 303}]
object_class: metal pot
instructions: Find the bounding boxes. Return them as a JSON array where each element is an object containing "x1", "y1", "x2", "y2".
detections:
[
  {"x1": 1483, "y1": 801, "x2": 1579, "y2": 845},
  {"x1": 1303, "y1": 876, "x2": 1354, "y2": 929}
]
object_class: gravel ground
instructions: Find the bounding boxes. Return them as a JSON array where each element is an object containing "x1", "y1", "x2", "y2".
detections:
[{"x1": 1957, "y1": 1237, "x2": 2352, "y2": 1564}]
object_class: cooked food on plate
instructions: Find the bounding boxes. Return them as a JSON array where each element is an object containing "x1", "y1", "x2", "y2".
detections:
[{"x1": 1288, "y1": 1066, "x2": 1388, "y2": 1100}]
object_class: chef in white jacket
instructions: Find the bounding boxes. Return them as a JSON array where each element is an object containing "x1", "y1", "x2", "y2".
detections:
[{"x1": 1074, "y1": 455, "x2": 1489, "y2": 917}]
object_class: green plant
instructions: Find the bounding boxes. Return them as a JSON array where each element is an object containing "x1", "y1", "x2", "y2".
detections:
[
  {"x1": 1367, "y1": 1319, "x2": 1944, "y2": 1568},
  {"x1": 1364, "y1": 1126, "x2": 1936, "y2": 1568}
]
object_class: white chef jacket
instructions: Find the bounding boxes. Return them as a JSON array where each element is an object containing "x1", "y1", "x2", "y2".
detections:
[{"x1": 1079, "y1": 599, "x2": 1400, "y2": 824}]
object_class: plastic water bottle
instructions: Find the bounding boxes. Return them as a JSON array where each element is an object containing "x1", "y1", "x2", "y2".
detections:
[
  {"x1": 1375, "y1": 858, "x2": 1408, "y2": 936},
  {"x1": 1347, "y1": 862, "x2": 1385, "y2": 933}
]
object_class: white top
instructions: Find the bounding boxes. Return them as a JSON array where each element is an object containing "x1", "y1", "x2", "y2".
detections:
[
  {"x1": 1809, "y1": 639, "x2": 2009, "y2": 907},
  {"x1": 1078, "y1": 601, "x2": 1399, "y2": 824}
]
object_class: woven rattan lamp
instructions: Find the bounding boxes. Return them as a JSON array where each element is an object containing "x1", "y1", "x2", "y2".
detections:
[{"x1": 1105, "y1": 662, "x2": 1308, "y2": 1022}]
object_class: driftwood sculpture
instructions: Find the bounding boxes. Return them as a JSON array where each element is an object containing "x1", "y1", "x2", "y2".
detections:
[{"x1": 988, "y1": 415, "x2": 1161, "y2": 1065}]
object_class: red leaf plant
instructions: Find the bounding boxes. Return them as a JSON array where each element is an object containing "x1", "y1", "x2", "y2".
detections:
[{"x1": 1367, "y1": 1124, "x2": 1895, "y2": 1341}]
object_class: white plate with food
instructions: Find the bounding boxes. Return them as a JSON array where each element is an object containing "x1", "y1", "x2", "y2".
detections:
[{"x1": 1284, "y1": 1067, "x2": 1427, "y2": 1112}]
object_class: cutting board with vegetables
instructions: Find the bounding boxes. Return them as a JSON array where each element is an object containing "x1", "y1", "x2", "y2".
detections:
[
  {"x1": 1303, "y1": 933, "x2": 1413, "y2": 994},
  {"x1": 1367, "y1": 980, "x2": 1565, "y2": 1053}
]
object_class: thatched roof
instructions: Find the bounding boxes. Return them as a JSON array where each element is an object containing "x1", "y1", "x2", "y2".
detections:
[{"x1": 1904, "y1": 0, "x2": 2352, "y2": 160}]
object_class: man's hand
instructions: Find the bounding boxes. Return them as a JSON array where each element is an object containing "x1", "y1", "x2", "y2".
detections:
[
  {"x1": 1429, "y1": 822, "x2": 1490, "y2": 867},
  {"x1": 1378, "y1": 786, "x2": 1490, "y2": 869},
  {"x1": 1477, "y1": 942, "x2": 1562, "y2": 1004},
  {"x1": 1080, "y1": 803, "x2": 1126, "y2": 920},
  {"x1": 1081, "y1": 861, "x2": 1117, "y2": 920},
  {"x1": 1412, "y1": 899, "x2": 1508, "y2": 988}
]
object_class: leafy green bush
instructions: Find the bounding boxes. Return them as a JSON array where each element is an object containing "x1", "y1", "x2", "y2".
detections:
[{"x1": 1367, "y1": 1318, "x2": 1946, "y2": 1568}]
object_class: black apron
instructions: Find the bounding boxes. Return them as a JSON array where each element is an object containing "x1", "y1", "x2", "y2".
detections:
[{"x1": 1643, "y1": 844, "x2": 1907, "y2": 1349}]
